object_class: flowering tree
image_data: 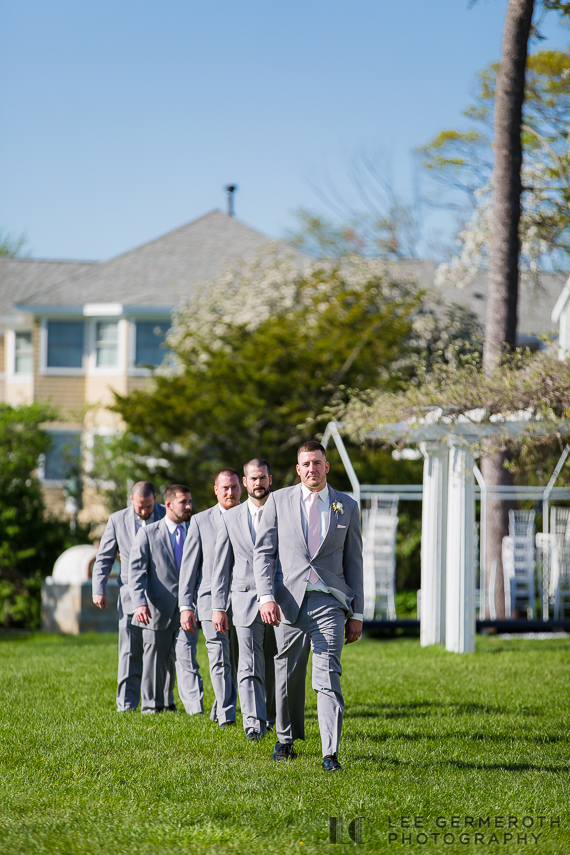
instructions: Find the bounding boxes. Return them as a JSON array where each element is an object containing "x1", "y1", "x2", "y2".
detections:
[{"x1": 100, "y1": 252, "x2": 481, "y2": 514}]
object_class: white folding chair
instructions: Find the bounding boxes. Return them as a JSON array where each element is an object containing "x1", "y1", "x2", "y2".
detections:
[{"x1": 361, "y1": 495, "x2": 399, "y2": 620}]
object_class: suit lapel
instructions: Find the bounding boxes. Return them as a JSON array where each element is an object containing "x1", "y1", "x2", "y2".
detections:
[
  {"x1": 158, "y1": 518, "x2": 178, "y2": 574},
  {"x1": 127, "y1": 506, "x2": 137, "y2": 545},
  {"x1": 240, "y1": 502, "x2": 253, "y2": 546},
  {"x1": 290, "y1": 484, "x2": 309, "y2": 557},
  {"x1": 313, "y1": 485, "x2": 337, "y2": 558}
]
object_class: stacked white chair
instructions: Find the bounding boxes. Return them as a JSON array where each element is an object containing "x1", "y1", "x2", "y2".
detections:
[
  {"x1": 361, "y1": 495, "x2": 399, "y2": 620},
  {"x1": 549, "y1": 506, "x2": 570, "y2": 619},
  {"x1": 502, "y1": 509, "x2": 536, "y2": 618}
]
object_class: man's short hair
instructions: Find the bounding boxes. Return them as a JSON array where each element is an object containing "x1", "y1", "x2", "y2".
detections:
[
  {"x1": 214, "y1": 468, "x2": 240, "y2": 485},
  {"x1": 243, "y1": 458, "x2": 271, "y2": 476},
  {"x1": 163, "y1": 484, "x2": 191, "y2": 503},
  {"x1": 297, "y1": 440, "x2": 326, "y2": 460},
  {"x1": 131, "y1": 480, "x2": 156, "y2": 498}
]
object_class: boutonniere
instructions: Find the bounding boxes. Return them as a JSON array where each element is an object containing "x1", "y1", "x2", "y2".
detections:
[{"x1": 332, "y1": 502, "x2": 344, "y2": 515}]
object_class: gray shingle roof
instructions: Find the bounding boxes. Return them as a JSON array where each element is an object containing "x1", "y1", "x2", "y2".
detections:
[
  {"x1": 0, "y1": 258, "x2": 96, "y2": 317},
  {"x1": 3, "y1": 209, "x2": 566, "y2": 340},
  {"x1": 394, "y1": 259, "x2": 565, "y2": 339},
  {"x1": 16, "y1": 210, "x2": 285, "y2": 311}
]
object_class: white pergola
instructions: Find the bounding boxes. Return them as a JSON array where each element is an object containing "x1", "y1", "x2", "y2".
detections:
[{"x1": 322, "y1": 419, "x2": 570, "y2": 654}]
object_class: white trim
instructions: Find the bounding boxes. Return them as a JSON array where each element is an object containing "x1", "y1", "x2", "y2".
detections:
[
  {"x1": 83, "y1": 303, "x2": 123, "y2": 317},
  {"x1": 127, "y1": 316, "x2": 171, "y2": 376},
  {"x1": 38, "y1": 426, "x2": 83, "y2": 487},
  {"x1": 551, "y1": 274, "x2": 570, "y2": 323},
  {"x1": 40, "y1": 318, "x2": 86, "y2": 376},
  {"x1": 86, "y1": 318, "x2": 127, "y2": 376},
  {"x1": 5, "y1": 328, "x2": 34, "y2": 378}
]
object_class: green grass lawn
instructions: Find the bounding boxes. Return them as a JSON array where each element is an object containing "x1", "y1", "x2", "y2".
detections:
[{"x1": 0, "y1": 632, "x2": 568, "y2": 855}]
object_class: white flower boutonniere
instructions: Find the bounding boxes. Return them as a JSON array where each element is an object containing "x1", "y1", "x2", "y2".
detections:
[{"x1": 332, "y1": 502, "x2": 344, "y2": 515}]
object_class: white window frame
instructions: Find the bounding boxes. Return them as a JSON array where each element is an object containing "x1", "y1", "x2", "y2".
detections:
[
  {"x1": 128, "y1": 317, "x2": 172, "y2": 376},
  {"x1": 38, "y1": 426, "x2": 83, "y2": 487},
  {"x1": 40, "y1": 318, "x2": 86, "y2": 376},
  {"x1": 86, "y1": 318, "x2": 127, "y2": 376},
  {"x1": 5, "y1": 328, "x2": 34, "y2": 378}
]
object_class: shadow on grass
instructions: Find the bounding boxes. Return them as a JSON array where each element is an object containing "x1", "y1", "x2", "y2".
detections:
[
  {"x1": 343, "y1": 730, "x2": 567, "y2": 747},
  {"x1": 335, "y1": 701, "x2": 535, "y2": 719},
  {"x1": 351, "y1": 755, "x2": 570, "y2": 773}
]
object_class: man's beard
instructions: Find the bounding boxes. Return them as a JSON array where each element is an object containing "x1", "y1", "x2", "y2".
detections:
[{"x1": 248, "y1": 486, "x2": 269, "y2": 501}]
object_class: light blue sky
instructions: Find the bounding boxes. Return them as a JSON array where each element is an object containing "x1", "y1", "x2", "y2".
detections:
[{"x1": 1, "y1": 0, "x2": 568, "y2": 260}]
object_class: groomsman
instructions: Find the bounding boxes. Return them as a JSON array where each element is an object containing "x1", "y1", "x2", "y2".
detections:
[
  {"x1": 92, "y1": 481, "x2": 175, "y2": 711},
  {"x1": 211, "y1": 458, "x2": 277, "y2": 741},
  {"x1": 179, "y1": 469, "x2": 240, "y2": 726},
  {"x1": 254, "y1": 441, "x2": 364, "y2": 771},
  {"x1": 129, "y1": 485, "x2": 203, "y2": 714}
]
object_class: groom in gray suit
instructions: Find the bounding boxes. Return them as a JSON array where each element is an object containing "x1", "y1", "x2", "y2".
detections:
[
  {"x1": 179, "y1": 469, "x2": 240, "y2": 726},
  {"x1": 92, "y1": 481, "x2": 173, "y2": 711},
  {"x1": 254, "y1": 441, "x2": 363, "y2": 771},
  {"x1": 129, "y1": 485, "x2": 203, "y2": 714},
  {"x1": 211, "y1": 458, "x2": 277, "y2": 740}
]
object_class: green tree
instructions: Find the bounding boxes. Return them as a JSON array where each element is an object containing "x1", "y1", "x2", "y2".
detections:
[
  {"x1": 0, "y1": 403, "x2": 91, "y2": 628},
  {"x1": 96, "y1": 254, "x2": 481, "y2": 517},
  {"x1": 0, "y1": 228, "x2": 27, "y2": 257}
]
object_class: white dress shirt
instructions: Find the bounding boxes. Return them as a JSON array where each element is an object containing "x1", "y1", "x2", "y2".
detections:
[
  {"x1": 247, "y1": 497, "x2": 265, "y2": 543},
  {"x1": 164, "y1": 516, "x2": 188, "y2": 554},
  {"x1": 300, "y1": 483, "x2": 332, "y2": 594},
  {"x1": 259, "y1": 482, "x2": 363, "y2": 622}
]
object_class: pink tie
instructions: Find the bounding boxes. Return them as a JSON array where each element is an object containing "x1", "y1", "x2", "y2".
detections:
[
  {"x1": 307, "y1": 493, "x2": 320, "y2": 583},
  {"x1": 252, "y1": 507, "x2": 262, "y2": 543}
]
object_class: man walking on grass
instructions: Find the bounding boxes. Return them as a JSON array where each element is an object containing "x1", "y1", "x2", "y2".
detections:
[
  {"x1": 92, "y1": 481, "x2": 176, "y2": 712},
  {"x1": 129, "y1": 485, "x2": 203, "y2": 714},
  {"x1": 211, "y1": 458, "x2": 277, "y2": 741},
  {"x1": 254, "y1": 441, "x2": 363, "y2": 771},
  {"x1": 179, "y1": 469, "x2": 240, "y2": 726}
]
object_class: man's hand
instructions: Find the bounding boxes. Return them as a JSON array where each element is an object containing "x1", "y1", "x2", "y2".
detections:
[
  {"x1": 344, "y1": 618, "x2": 362, "y2": 644},
  {"x1": 92, "y1": 595, "x2": 108, "y2": 610},
  {"x1": 260, "y1": 601, "x2": 281, "y2": 626},
  {"x1": 134, "y1": 605, "x2": 151, "y2": 626},
  {"x1": 212, "y1": 610, "x2": 229, "y2": 634},
  {"x1": 180, "y1": 609, "x2": 197, "y2": 633}
]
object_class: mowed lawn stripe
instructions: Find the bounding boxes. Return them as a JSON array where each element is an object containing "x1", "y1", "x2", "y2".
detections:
[{"x1": 0, "y1": 633, "x2": 568, "y2": 854}]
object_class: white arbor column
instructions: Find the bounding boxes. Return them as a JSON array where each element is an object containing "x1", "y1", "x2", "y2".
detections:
[
  {"x1": 445, "y1": 442, "x2": 476, "y2": 653},
  {"x1": 420, "y1": 443, "x2": 448, "y2": 647}
]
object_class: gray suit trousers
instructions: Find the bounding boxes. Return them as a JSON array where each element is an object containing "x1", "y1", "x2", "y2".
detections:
[
  {"x1": 274, "y1": 591, "x2": 345, "y2": 757},
  {"x1": 263, "y1": 624, "x2": 277, "y2": 727},
  {"x1": 175, "y1": 626, "x2": 204, "y2": 714},
  {"x1": 117, "y1": 600, "x2": 175, "y2": 711},
  {"x1": 140, "y1": 616, "x2": 180, "y2": 713},
  {"x1": 236, "y1": 615, "x2": 275, "y2": 736},
  {"x1": 201, "y1": 618, "x2": 237, "y2": 725}
]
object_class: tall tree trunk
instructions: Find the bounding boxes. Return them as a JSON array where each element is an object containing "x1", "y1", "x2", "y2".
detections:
[{"x1": 482, "y1": 0, "x2": 535, "y2": 618}]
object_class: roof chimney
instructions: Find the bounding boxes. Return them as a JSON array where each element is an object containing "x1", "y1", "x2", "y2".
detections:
[{"x1": 225, "y1": 184, "x2": 237, "y2": 217}]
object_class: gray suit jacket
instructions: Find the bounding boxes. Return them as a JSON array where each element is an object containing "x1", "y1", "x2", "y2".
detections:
[
  {"x1": 178, "y1": 505, "x2": 224, "y2": 622},
  {"x1": 212, "y1": 503, "x2": 260, "y2": 627},
  {"x1": 92, "y1": 503, "x2": 166, "y2": 614},
  {"x1": 253, "y1": 483, "x2": 364, "y2": 624},
  {"x1": 128, "y1": 517, "x2": 182, "y2": 631}
]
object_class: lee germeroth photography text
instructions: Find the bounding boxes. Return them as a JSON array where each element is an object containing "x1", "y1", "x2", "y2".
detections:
[{"x1": 329, "y1": 815, "x2": 562, "y2": 846}]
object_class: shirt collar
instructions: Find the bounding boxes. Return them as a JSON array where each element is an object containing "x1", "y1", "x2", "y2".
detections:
[
  {"x1": 301, "y1": 482, "x2": 329, "y2": 504},
  {"x1": 247, "y1": 497, "x2": 264, "y2": 516},
  {"x1": 165, "y1": 516, "x2": 185, "y2": 533}
]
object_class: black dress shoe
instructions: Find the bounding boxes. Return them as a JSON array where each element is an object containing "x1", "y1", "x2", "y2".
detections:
[
  {"x1": 220, "y1": 720, "x2": 236, "y2": 728},
  {"x1": 167, "y1": 704, "x2": 178, "y2": 712},
  {"x1": 246, "y1": 730, "x2": 261, "y2": 742},
  {"x1": 322, "y1": 754, "x2": 342, "y2": 771},
  {"x1": 272, "y1": 742, "x2": 295, "y2": 761}
]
